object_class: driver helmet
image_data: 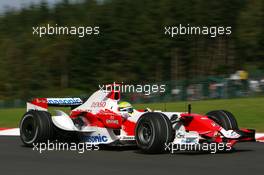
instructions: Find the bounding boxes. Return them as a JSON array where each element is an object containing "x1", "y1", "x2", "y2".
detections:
[{"x1": 118, "y1": 101, "x2": 134, "y2": 114}]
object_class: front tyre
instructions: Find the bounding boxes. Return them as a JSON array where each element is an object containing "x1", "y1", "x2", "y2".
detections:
[
  {"x1": 206, "y1": 110, "x2": 238, "y2": 130},
  {"x1": 135, "y1": 112, "x2": 173, "y2": 154},
  {"x1": 20, "y1": 110, "x2": 54, "y2": 147}
]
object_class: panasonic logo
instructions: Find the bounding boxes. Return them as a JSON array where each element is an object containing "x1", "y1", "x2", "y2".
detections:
[
  {"x1": 47, "y1": 98, "x2": 82, "y2": 105},
  {"x1": 85, "y1": 135, "x2": 108, "y2": 143}
]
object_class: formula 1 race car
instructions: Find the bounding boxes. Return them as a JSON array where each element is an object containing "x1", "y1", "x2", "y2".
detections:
[{"x1": 19, "y1": 84, "x2": 255, "y2": 153}]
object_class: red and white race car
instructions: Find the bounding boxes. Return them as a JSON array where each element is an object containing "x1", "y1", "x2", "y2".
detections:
[{"x1": 19, "y1": 85, "x2": 255, "y2": 153}]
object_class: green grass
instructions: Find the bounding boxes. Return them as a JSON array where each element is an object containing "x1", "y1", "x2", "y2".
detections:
[
  {"x1": 0, "y1": 107, "x2": 69, "y2": 128},
  {"x1": 0, "y1": 108, "x2": 25, "y2": 128},
  {"x1": 0, "y1": 97, "x2": 264, "y2": 131}
]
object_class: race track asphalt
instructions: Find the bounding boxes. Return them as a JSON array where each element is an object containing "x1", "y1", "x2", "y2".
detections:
[{"x1": 0, "y1": 136, "x2": 263, "y2": 175}]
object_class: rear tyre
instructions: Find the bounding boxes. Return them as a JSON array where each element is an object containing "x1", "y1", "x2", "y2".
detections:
[
  {"x1": 206, "y1": 110, "x2": 238, "y2": 130},
  {"x1": 20, "y1": 110, "x2": 54, "y2": 147},
  {"x1": 135, "y1": 112, "x2": 173, "y2": 153}
]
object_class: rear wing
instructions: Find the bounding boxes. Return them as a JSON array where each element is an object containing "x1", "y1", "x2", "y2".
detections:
[
  {"x1": 27, "y1": 98, "x2": 83, "y2": 111},
  {"x1": 27, "y1": 84, "x2": 122, "y2": 112}
]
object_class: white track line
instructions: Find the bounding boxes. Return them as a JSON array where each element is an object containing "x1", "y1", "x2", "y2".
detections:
[{"x1": 0, "y1": 128, "x2": 20, "y2": 136}]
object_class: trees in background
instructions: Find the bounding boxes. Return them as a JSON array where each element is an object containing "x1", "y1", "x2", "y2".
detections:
[{"x1": 0, "y1": 0, "x2": 263, "y2": 99}]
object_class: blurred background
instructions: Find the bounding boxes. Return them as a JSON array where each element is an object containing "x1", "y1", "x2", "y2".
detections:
[{"x1": 0, "y1": 0, "x2": 263, "y2": 107}]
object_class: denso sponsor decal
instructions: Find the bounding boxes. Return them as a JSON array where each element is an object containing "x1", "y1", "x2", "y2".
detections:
[
  {"x1": 91, "y1": 101, "x2": 106, "y2": 108},
  {"x1": 84, "y1": 134, "x2": 108, "y2": 143},
  {"x1": 47, "y1": 98, "x2": 82, "y2": 105}
]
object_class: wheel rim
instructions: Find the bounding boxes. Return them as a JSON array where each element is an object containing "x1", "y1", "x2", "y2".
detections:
[
  {"x1": 138, "y1": 122, "x2": 153, "y2": 145},
  {"x1": 21, "y1": 115, "x2": 38, "y2": 144}
]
